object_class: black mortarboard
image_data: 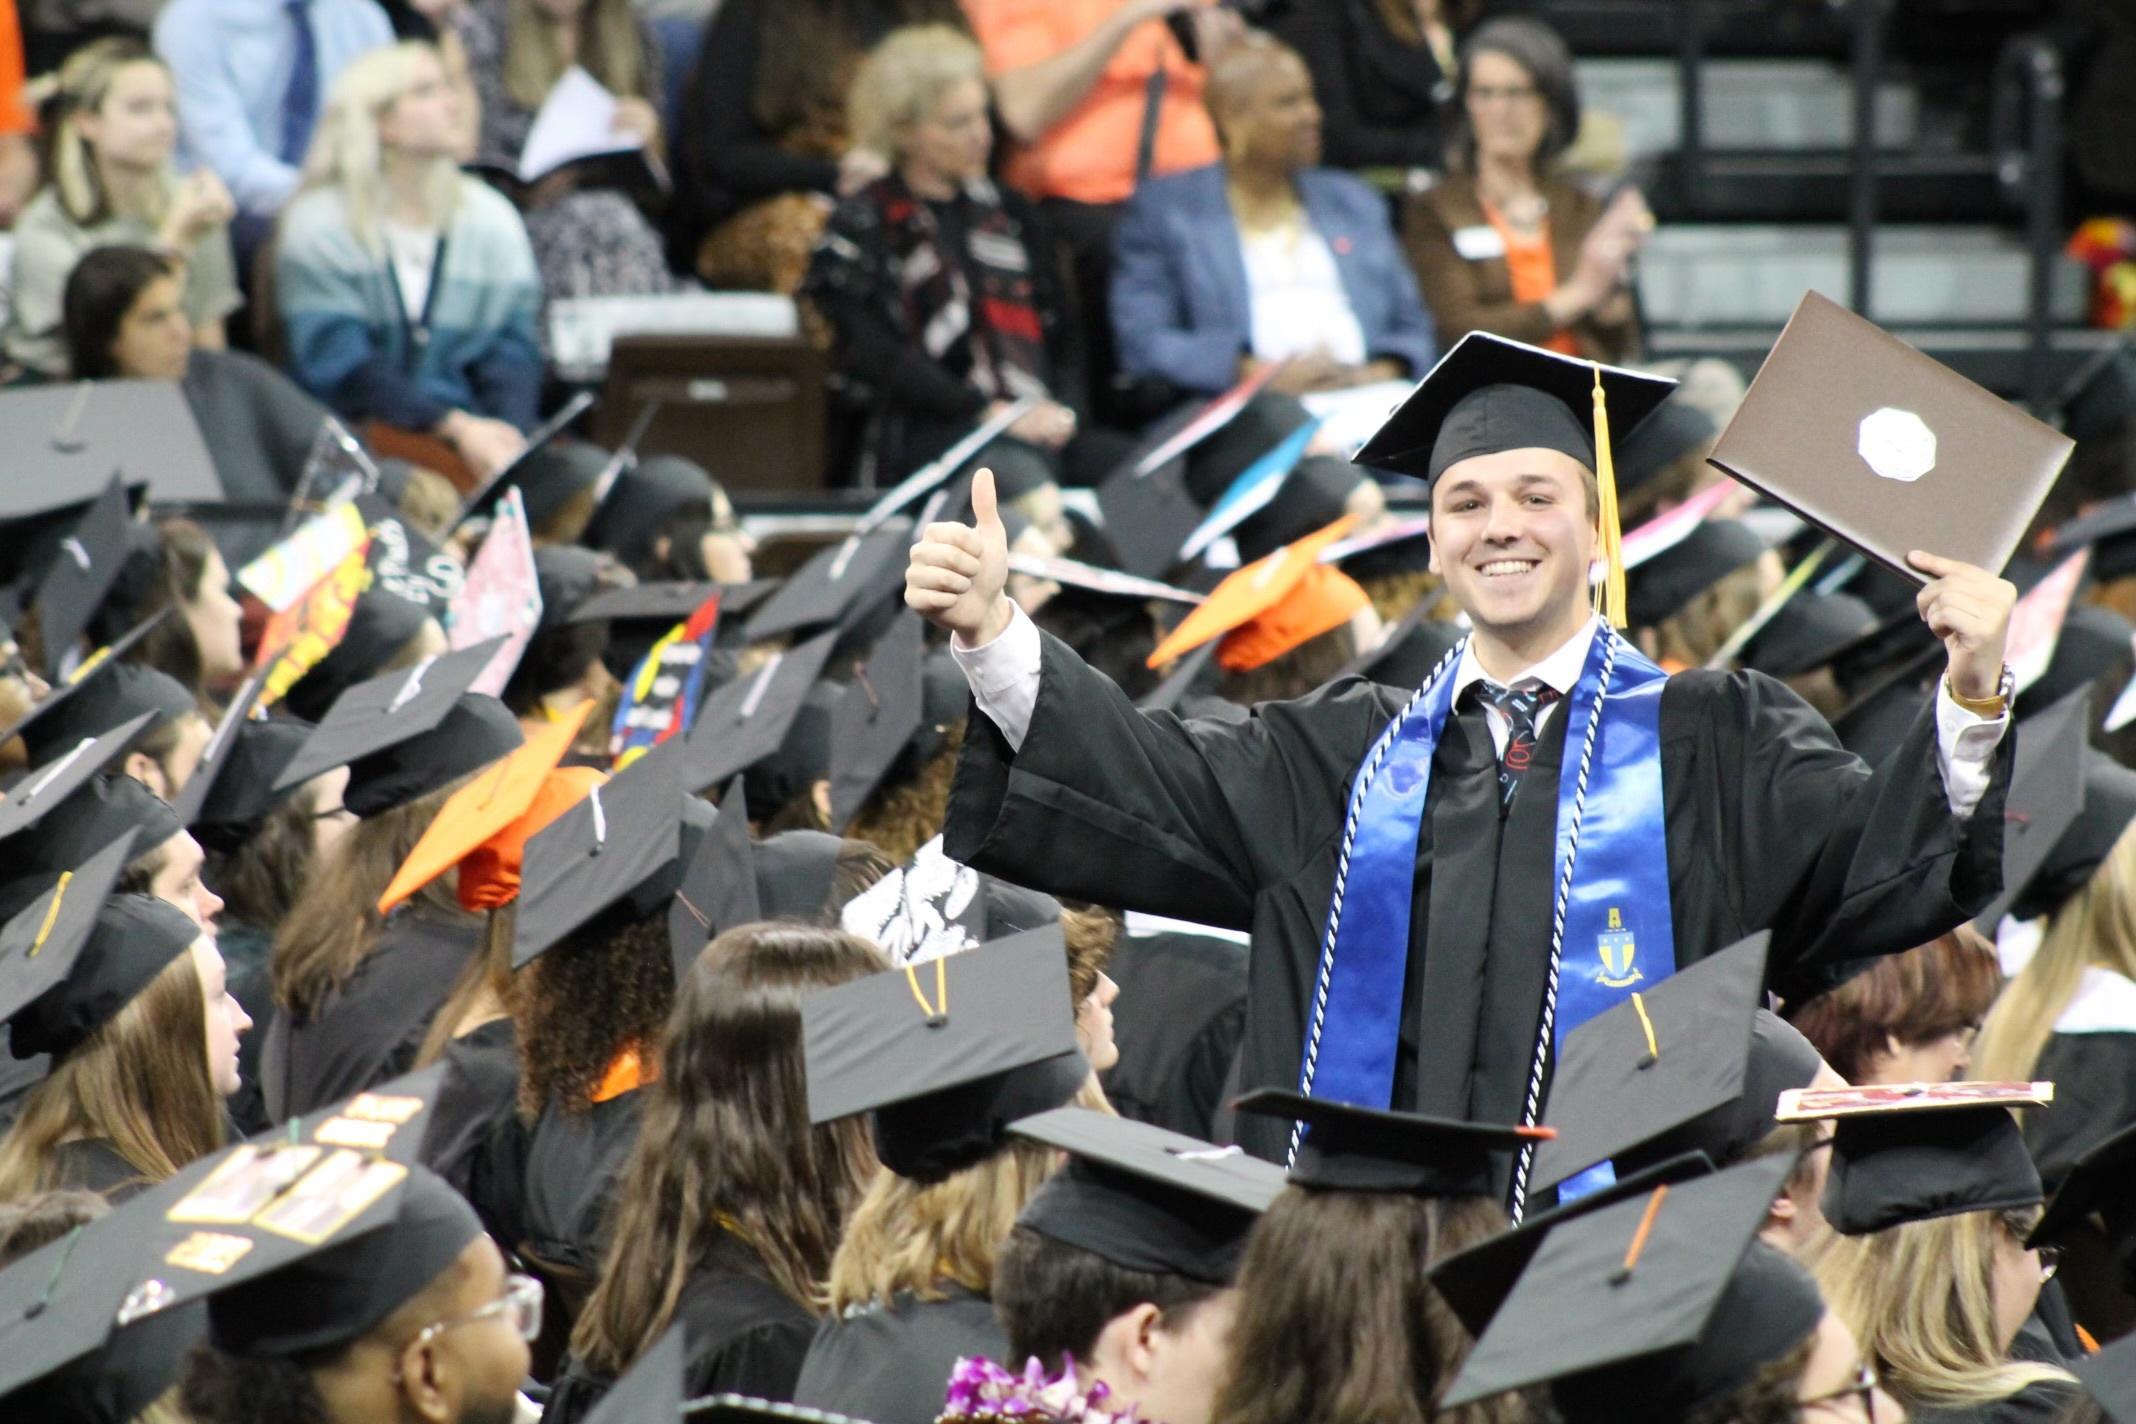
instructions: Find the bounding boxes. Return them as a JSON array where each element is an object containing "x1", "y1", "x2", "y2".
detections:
[
  {"x1": 1010, "y1": 1107, "x2": 1286, "y2": 1284},
  {"x1": 1821, "y1": 1099, "x2": 2043, "y2": 1235},
  {"x1": 668, "y1": 780, "x2": 756, "y2": 981},
  {"x1": 31, "y1": 475, "x2": 143, "y2": 679},
  {"x1": 186, "y1": 713, "x2": 318, "y2": 854},
  {"x1": 0, "y1": 382, "x2": 219, "y2": 525},
  {"x1": 566, "y1": 580, "x2": 723, "y2": 628},
  {"x1": 0, "y1": 612, "x2": 173, "y2": 756},
  {"x1": 531, "y1": 544, "x2": 606, "y2": 635},
  {"x1": 449, "y1": 391, "x2": 597, "y2": 533},
  {"x1": 1974, "y1": 690, "x2": 2096, "y2": 929},
  {"x1": 1531, "y1": 933, "x2": 1800, "y2": 1193},
  {"x1": 584, "y1": 454, "x2": 716, "y2": 566},
  {"x1": 276, "y1": 639, "x2": 522, "y2": 816},
  {"x1": 744, "y1": 524, "x2": 915, "y2": 643},
  {"x1": 1232, "y1": 1088, "x2": 1547, "y2": 1196},
  {"x1": 1096, "y1": 458, "x2": 1206, "y2": 581},
  {"x1": 2028, "y1": 1119, "x2": 2136, "y2": 1270},
  {"x1": 1739, "y1": 589, "x2": 1877, "y2": 679},
  {"x1": 2074, "y1": 1334, "x2": 2136, "y2": 1424},
  {"x1": 828, "y1": 614, "x2": 966, "y2": 830},
  {"x1": 1232, "y1": 457, "x2": 1369, "y2": 564},
  {"x1": 1625, "y1": 518, "x2": 1765, "y2": 627},
  {"x1": 802, "y1": 924, "x2": 1085, "y2": 1182},
  {"x1": 755, "y1": 830, "x2": 849, "y2": 923},
  {"x1": 1320, "y1": 512, "x2": 1434, "y2": 583},
  {"x1": 680, "y1": 629, "x2": 839, "y2": 794},
  {"x1": 19, "y1": 659, "x2": 195, "y2": 772},
  {"x1": 0, "y1": 765, "x2": 179, "y2": 919},
  {"x1": 1353, "y1": 334, "x2": 1676, "y2": 485},
  {"x1": 1438, "y1": 1156, "x2": 1824, "y2": 1423},
  {"x1": 1428, "y1": 1151, "x2": 1717, "y2": 1338},
  {"x1": 515, "y1": 738, "x2": 707, "y2": 968},
  {"x1": 2017, "y1": 603, "x2": 2135, "y2": 722},
  {"x1": 7, "y1": 887, "x2": 198, "y2": 1061},
  {"x1": 1615, "y1": 400, "x2": 1719, "y2": 493},
  {"x1": 1335, "y1": 602, "x2": 1464, "y2": 689},
  {"x1": 587, "y1": 1320, "x2": 683, "y2": 1424},
  {"x1": 0, "y1": 831, "x2": 142, "y2": 1047},
  {"x1": 745, "y1": 678, "x2": 841, "y2": 823},
  {"x1": 279, "y1": 584, "x2": 435, "y2": 724},
  {"x1": 2049, "y1": 491, "x2": 2136, "y2": 584}
]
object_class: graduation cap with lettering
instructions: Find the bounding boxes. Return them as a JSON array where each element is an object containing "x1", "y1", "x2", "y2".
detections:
[
  {"x1": 1529, "y1": 933, "x2": 1819, "y2": 1193},
  {"x1": 744, "y1": 523, "x2": 915, "y2": 643},
  {"x1": 801, "y1": 923, "x2": 1086, "y2": 1183},
  {"x1": 376, "y1": 704, "x2": 595, "y2": 915},
  {"x1": 680, "y1": 628, "x2": 840, "y2": 793},
  {"x1": 828, "y1": 613, "x2": 968, "y2": 831},
  {"x1": 1437, "y1": 1155, "x2": 1825, "y2": 1422},
  {"x1": 1233, "y1": 1088, "x2": 1551, "y2": 1196},
  {"x1": 1145, "y1": 516, "x2": 1369, "y2": 673},
  {"x1": 1355, "y1": 334, "x2": 1677, "y2": 627},
  {"x1": 0, "y1": 754, "x2": 180, "y2": 920},
  {"x1": 274, "y1": 638, "x2": 524, "y2": 819},
  {"x1": 514, "y1": 738, "x2": 714, "y2": 967},
  {"x1": 29, "y1": 474, "x2": 150, "y2": 679},
  {"x1": 1972, "y1": 690, "x2": 2096, "y2": 930},
  {"x1": 449, "y1": 391, "x2": 597, "y2": 534},
  {"x1": 1010, "y1": 1107, "x2": 1287, "y2": 1284},
  {"x1": 1624, "y1": 518, "x2": 1765, "y2": 628},
  {"x1": 0, "y1": 612, "x2": 182, "y2": 765},
  {"x1": 2027, "y1": 1118, "x2": 2136, "y2": 1277},
  {"x1": 6, "y1": 880, "x2": 199, "y2": 1063},
  {"x1": 1815, "y1": 1090, "x2": 2045, "y2": 1235}
]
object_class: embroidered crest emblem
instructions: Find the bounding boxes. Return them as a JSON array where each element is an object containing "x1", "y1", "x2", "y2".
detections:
[{"x1": 1597, "y1": 906, "x2": 1641, "y2": 988}]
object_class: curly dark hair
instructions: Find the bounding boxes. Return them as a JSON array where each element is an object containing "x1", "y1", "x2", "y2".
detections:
[
  {"x1": 1679, "y1": 1331, "x2": 1817, "y2": 1424},
  {"x1": 845, "y1": 724, "x2": 964, "y2": 866},
  {"x1": 511, "y1": 911, "x2": 676, "y2": 1121},
  {"x1": 180, "y1": 1345, "x2": 333, "y2": 1424}
]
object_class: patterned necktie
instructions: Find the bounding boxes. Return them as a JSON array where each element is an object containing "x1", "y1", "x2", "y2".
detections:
[
  {"x1": 1472, "y1": 682, "x2": 1561, "y2": 813},
  {"x1": 281, "y1": 0, "x2": 320, "y2": 166}
]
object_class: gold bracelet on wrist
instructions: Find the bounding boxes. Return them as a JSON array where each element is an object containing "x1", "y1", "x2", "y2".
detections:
[{"x1": 1943, "y1": 674, "x2": 2008, "y2": 719}]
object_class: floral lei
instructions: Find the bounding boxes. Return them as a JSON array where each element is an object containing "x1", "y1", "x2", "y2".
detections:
[{"x1": 938, "y1": 1355, "x2": 1145, "y2": 1423}]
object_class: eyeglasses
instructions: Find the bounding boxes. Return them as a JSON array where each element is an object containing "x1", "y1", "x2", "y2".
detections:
[
  {"x1": 2037, "y1": 1244, "x2": 2062, "y2": 1283},
  {"x1": 1799, "y1": 1361, "x2": 1881, "y2": 1421},
  {"x1": 1467, "y1": 83, "x2": 1541, "y2": 106},
  {"x1": 408, "y1": 1273, "x2": 544, "y2": 1353}
]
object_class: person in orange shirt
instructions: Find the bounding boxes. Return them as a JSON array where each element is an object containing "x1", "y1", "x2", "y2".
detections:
[{"x1": 0, "y1": 0, "x2": 37, "y2": 226}]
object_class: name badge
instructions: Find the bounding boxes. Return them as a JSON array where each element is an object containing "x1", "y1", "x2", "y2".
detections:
[{"x1": 1452, "y1": 225, "x2": 1507, "y2": 261}]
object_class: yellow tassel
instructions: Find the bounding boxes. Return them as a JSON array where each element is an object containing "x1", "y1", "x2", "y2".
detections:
[{"x1": 1591, "y1": 364, "x2": 1627, "y2": 629}]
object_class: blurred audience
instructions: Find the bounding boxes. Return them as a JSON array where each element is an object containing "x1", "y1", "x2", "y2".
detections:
[{"x1": 1268, "y1": 0, "x2": 1477, "y2": 174}]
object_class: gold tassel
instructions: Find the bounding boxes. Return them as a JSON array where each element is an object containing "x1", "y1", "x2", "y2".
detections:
[{"x1": 1591, "y1": 364, "x2": 1627, "y2": 629}]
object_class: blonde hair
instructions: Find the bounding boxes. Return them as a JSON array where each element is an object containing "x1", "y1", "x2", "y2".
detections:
[
  {"x1": 1974, "y1": 820, "x2": 2136, "y2": 1086},
  {"x1": 846, "y1": 24, "x2": 985, "y2": 161},
  {"x1": 1807, "y1": 1208, "x2": 2074, "y2": 1411},
  {"x1": 826, "y1": 1138, "x2": 1059, "y2": 1313},
  {"x1": 298, "y1": 42, "x2": 463, "y2": 249},
  {"x1": 501, "y1": 0, "x2": 647, "y2": 114},
  {"x1": 51, "y1": 39, "x2": 175, "y2": 228}
]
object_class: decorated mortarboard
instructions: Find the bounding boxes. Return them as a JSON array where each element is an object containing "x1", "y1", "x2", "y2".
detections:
[
  {"x1": 1145, "y1": 516, "x2": 1368, "y2": 673},
  {"x1": 1427, "y1": 1151, "x2": 1717, "y2": 1338},
  {"x1": 7, "y1": 883, "x2": 199, "y2": 1062},
  {"x1": 446, "y1": 488, "x2": 544, "y2": 698},
  {"x1": 679, "y1": 628, "x2": 840, "y2": 793},
  {"x1": 0, "y1": 715, "x2": 168, "y2": 847},
  {"x1": 514, "y1": 738, "x2": 713, "y2": 967},
  {"x1": 1336, "y1": 601, "x2": 1464, "y2": 689},
  {"x1": 1233, "y1": 1087, "x2": 1550, "y2": 1197},
  {"x1": 0, "y1": 612, "x2": 175, "y2": 756},
  {"x1": 1437, "y1": 1155, "x2": 1824, "y2": 1423},
  {"x1": 1530, "y1": 933, "x2": 1811, "y2": 1193},
  {"x1": 828, "y1": 614, "x2": 968, "y2": 831},
  {"x1": 743, "y1": 522, "x2": 915, "y2": 643},
  {"x1": 1010, "y1": 1107, "x2": 1286, "y2": 1284},
  {"x1": 801, "y1": 923, "x2": 1086, "y2": 1182},
  {"x1": 1779, "y1": 1080, "x2": 2051, "y2": 1234},
  {"x1": 1355, "y1": 334, "x2": 1676, "y2": 627},
  {"x1": 2074, "y1": 1333, "x2": 2136, "y2": 1424},
  {"x1": 1624, "y1": 518, "x2": 1765, "y2": 628},
  {"x1": 377, "y1": 704, "x2": 595, "y2": 915},
  {"x1": 838, "y1": 834, "x2": 1060, "y2": 969},
  {"x1": 0, "y1": 831, "x2": 143, "y2": 1049},
  {"x1": 1972, "y1": 690, "x2": 2095, "y2": 930},
  {"x1": 2027, "y1": 1118, "x2": 2136, "y2": 1262},
  {"x1": 587, "y1": 1319, "x2": 683, "y2": 1424},
  {"x1": 0, "y1": 381, "x2": 218, "y2": 526},
  {"x1": 274, "y1": 638, "x2": 522, "y2": 814},
  {"x1": 30, "y1": 474, "x2": 144, "y2": 679},
  {"x1": 449, "y1": 391, "x2": 597, "y2": 534}
]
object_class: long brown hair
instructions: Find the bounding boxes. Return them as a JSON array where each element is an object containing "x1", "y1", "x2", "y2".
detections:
[
  {"x1": 511, "y1": 911, "x2": 676, "y2": 1120},
  {"x1": 1215, "y1": 1189, "x2": 1532, "y2": 1424},
  {"x1": 272, "y1": 781, "x2": 470, "y2": 1020},
  {"x1": 754, "y1": 0, "x2": 967, "y2": 144},
  {"x1": 124, "y1": 517, "x2": 220, "y2": 698},
  {"x1": 569, "y1": 924, "x2": 887, "y2": 1376},
  {"x1": 845, "y1": 725, "x2": 963, "y2": 866},
  {"x1": 503, "y1": 0, "x2": 648, "y2": 113},
  {"x1": 1787, "y1": 927, "x2": 2002, "y2": 1083},
  {"x1": 415, "y1": 902, "x2": 517, "y2": 1069},
  {"x1": 204, "y1": 782, "x2": 323, "y2": 937},
  {"x1": 0, "y1": 949, "x2": 224, "y2": 1200}
]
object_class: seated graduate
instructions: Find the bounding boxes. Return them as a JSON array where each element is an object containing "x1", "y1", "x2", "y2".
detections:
[
  {"x1": 277, "y1": 42, "x2": 545, "y2": 483},
  {"x1": 799, "y1": 25, "x2": 1134, "y2": 496},
  {"x1": 1787, "y1": 926, "x2": 2002, "y2": 1087},
  {"x1": 970, "y1": 1108, "x2": 1286, "y2": 1424},
  {"x1": 544, "y1": 923, "x2": 888, "y2": 1420},
  {"x1": 792, "y1": 919, "x2": 1110, "y2": 1424},
  {"x1": 498, "y1": 546, "x2": 634, "y2": 741},
  {"x1": 1108, "y1": 32, "x2": 1437, "y2": 401},
  {"x1": 583, "y1": 456, "x2": 757, "y2": 584},
  {"x1": 910, "y1": 333, "x2": 2017, "y2": 1179}
]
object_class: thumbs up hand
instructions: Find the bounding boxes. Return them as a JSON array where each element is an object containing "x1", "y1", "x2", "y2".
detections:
[{"x1": 907, "y1": 467, "x2": 1013, "y2": 647}]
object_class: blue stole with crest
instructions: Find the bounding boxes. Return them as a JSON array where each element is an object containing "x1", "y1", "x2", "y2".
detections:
[{"x1": 1293, "y1": 627, "x2": 1677, "y2": 1147}]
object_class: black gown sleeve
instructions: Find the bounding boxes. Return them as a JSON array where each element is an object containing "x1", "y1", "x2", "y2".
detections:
[
  {"x1": 943, "y1": 630, "x2": 1401, "y2": 932},
  {"x1": 1687, "y1": 670, "x2": 2012, "y2": 1001}
]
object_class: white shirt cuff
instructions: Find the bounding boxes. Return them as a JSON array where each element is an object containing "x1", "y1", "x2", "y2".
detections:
[
  {"x1": 1934, "y1": 679, "x2": 2009, "y2": 820},
  {"x1": 950, "y1": 603, "x2": 1043, "y2": 753}
]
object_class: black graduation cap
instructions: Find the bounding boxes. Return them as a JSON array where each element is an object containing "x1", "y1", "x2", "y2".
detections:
[
  {"x1": 1334, "y1": 602, "x2": 1464, "y2": 689},
  {"x1": 1320, "y1": 512, "x2": 1435, "y2": 583},
  {"x1": 449, "y1": 391, "x2": 597, "y2": 533},
  {"x1": 1615, "y1": 399, "x2": 1719, "y2": 494},
  {"x1": 828, "y1": 613, "x2": 966, "y2": 830},
  {"x1": 584, "y1": 453, "x2": 718, "y2": 566},
  {"x1": 1437, "y1": 1155, "x2": 1824, "y2": 1422},
  {"x1": 515, "y1": 738, "x2": 699, "y2": 968},
  {"x1": 0, "y1": 381, "x2": 219, "y2": 522},
  {"x1": 185, "y1": 715, "x2": 318, "y2": 854},
  {"x1": 1096, "y1": 458, "x2": 1206, "y2": 581},
  {"x1": 2048, "y1": 492, "x2": 2136, "y2": 583},
  {"x1": 668, "y1": 780, "x2": 757, "y2": 982},
  {"x1": 531, "y1": 543, "x2": 607, "y2": 636},
  {"x1": 0, "y1": 612, "x2": 176, "y2": 760},
  {"x1": 31, "y1": 474, "x2": 144, "y2": 680},
  {"x1": 566, "y1": 580, "x2": 723, "y2": 628},
  {"x1": 0, "y1": 760, "x2": 180, "y2": 920},
  {"x1": 1625, "y1": 519, "x2": 1765, "y2": 628},
  {"x1": 1530, "y1": 933, "x2": 1811, "y2": 1193},
  {"x1": 1821, "y1": 1098, "x2": 2043, "y2": 1235},
  {"x1": 1738, "y1": 589, "x2": 1877, "y2": 679},
  {"x1": 1010, "y1": 1107, "x2": 1287, "y2": 1284},
  {"x1": 2073, "y1": 1334, "x2": 2136, "y2": 1424},
  {"x1": 801, "y1": 924, "x2": 1086, "y2": 1182},
  {"x1": 279, "y1": 584, "x2": 436, "y2": 726},
  {"x1": 745, "y1": 678, "x2": 842, "y2": 823},
  {"x1": 587, "y1": 1319, "x2": 683, "y2": 1424},
  {"x1": 1427, "y1": 1151, "x2": 1717, "y2": 1339},
  {"x1": 0, "y1": 707, "x2": 163, "y2": 840},
  {"x1": 744, "y1": 523, "x2": 915, "y2": 643},
  {"x1": 275, "y1": 638, "x2": 522, "y2": 816},
  {"x1": 1973, "y1": 690, "x2": 2095, "y2": 929},
  {"x1": 754, "y1": 830, "x2": 849, "y2": 923},
  {"x1": 7, "y1": 886, "x2": 199, "y2": 1061},
  {"x1": 2028, "y1": 1118, "x2": 2136, "y2": 1265},
  {"x1": 170, "y1": 673, "x2": 268, "y2": 829},
  {"x1": 1353, "y1": 334, "x2": 1676, "y2": 484},
  {"x1": 1232, "y1": 1088, "x2": 1548, "y2": 1196},
  {"x1": 1232, "y1": 456, "x2": 1369, "y2": 565},
  {"x1": 0, "y1": 830, "x2": 143, "y2": 1049},
  {"x1": 836, "y1": 836, "x2": 1062, "y2": 968},
  {"x1": 679, "y1": 629, "x2": 840, "y2": 794}
]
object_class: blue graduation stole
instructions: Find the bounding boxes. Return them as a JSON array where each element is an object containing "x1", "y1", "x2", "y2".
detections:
[{"x1": 1293, "y1": 627, "x2": 1677, "y2": 1205}]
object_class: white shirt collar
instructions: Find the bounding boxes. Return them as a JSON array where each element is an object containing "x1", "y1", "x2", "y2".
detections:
[{"x1": 1450, "y1": 614, "x2": 1604, "y2": 704}]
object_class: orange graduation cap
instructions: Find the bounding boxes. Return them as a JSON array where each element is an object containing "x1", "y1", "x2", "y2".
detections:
[
  {"x1": 376, "y1": 702, "x2": 595, "y2": 914},
  {"x1": 1145, "y1": 515, "x2": 1369, "y2": 674}
]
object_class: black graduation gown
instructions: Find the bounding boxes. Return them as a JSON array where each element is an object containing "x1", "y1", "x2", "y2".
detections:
[
  {"x1": 2027, "y1": 1029, "x2": 2136, "y2": 1190},
  {"x1": 47, "y1": 1138, "x2": 151, "y2": 1201},
  {"x1": 945, "y1": 631, "x2": 2011, "y2": 1167},
  {"x1": 419, "y1": 1018, "x2": 521, "y2": 1226},
  {"x1": 220, "y1": 919, "x2": 276, "y2": 1136},
  {"x1": 1100, "y1": 927, "x2": 1250, "y2": 1140},
  {"x1": 792, "y1": 1288, "x2": 1006, "y2": 1424},
  {"x1": 543, "y1": 1231, "x2": 817, "y2": 1424},
  {"x1": 261, "y1": 908, "x2": 479, "y2": 1120},
  {"x1": 519, "y1": 1089, "x2": 643, "y2": 1279},
  {"x1": 1907, "y1": 1320, "x2": 2081, "y2": 1424}
]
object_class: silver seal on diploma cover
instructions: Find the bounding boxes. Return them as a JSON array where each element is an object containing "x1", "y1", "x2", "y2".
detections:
[{"x1": 1857, "y1": 407, "x2": 1937, "y2": 484}]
